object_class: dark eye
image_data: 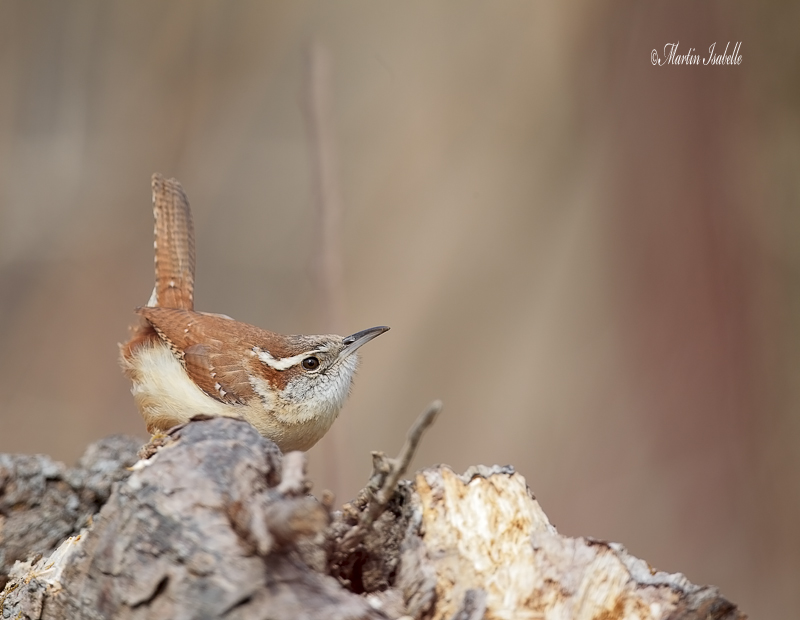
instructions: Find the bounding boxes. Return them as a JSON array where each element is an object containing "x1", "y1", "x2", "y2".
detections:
[{"x1": 302, "y1": 356, "x2": 320, "y2": 371}]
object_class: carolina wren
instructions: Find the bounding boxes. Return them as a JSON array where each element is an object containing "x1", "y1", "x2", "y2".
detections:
[{"x1": 120, "y1": 174, "x2": 388, "y2": 451}]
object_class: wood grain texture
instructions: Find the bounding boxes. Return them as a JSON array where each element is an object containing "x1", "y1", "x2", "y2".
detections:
[
  {"x1": 1, "y1": 419, "x2": 383, "y2": 620},
  {"x1": 1, "y1": 420, "x2": 746, "y2": 620},
  {"x1": 409, "y1": 465, "x2": 744, "y2": 620},
  {"x1": 0, "y1": 436, "x2": 141, "y2": 590}
]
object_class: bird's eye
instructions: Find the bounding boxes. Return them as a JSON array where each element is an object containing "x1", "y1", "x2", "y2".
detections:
[{"x1": 302, "y1": 356, "x2": 320, "y2": 371}]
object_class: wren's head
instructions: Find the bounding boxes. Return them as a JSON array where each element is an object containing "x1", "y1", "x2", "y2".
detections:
[
  {"x1": 246, "y1": 326, "x2": 389, "y2": 440},
  {"x1": 124, "y1": 303, "x2": 388, "y2": 452},
  {"x1": 122, "y1": 175, "x2": 389, "y2": 452}
]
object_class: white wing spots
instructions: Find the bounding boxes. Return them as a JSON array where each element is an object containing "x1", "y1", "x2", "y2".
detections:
[
  {"x1": 168, "y1": 280, "x2": 176, "y2": 288},
  {"x1": 214, "y1": 382, "x2": 227, "y2": 398}
]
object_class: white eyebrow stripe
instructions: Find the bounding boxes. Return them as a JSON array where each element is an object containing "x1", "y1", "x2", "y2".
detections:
[{"x1": 254, "y1": 347, "x2": 326, "y2": 371}]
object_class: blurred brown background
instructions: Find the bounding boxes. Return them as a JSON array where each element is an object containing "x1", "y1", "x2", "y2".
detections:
[{"x1": 0, "y1": 1, "x2": 798, "y2": 617}]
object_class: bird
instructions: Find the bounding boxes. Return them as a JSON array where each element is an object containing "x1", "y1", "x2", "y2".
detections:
[{"x1": 120, "y1": 174, "x2": 388, "y2": 452}]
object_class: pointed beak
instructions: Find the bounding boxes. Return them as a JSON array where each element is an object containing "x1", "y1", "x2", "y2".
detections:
[{"x1": 338, "y1": 326, "x2": 390, "y2": 361}]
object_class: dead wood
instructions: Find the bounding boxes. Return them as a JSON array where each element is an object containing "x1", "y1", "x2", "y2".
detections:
[
  {"x1": 1, "y1": 414, "x2": 746, "y2": 620},
  {"x1": 0, "y1": 435, "x2": 140, "y2": 591}
]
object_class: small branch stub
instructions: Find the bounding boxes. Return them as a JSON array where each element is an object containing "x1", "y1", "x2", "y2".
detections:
[
  {"x1": 340, "y1": 400, "x2": 442, "y2": 553},
  {"x1": 1, "y1": 409, "x2": 745, "y2": 620}
]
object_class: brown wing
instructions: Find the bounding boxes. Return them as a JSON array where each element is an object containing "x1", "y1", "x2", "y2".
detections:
[
  {"x1": 137, "y1": 307, "x2": 257, "y2": 405},
  {"x1": 151, "y1": 174, "x2": 195, "y2": 310}
]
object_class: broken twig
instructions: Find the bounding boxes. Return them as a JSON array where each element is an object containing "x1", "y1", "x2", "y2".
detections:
[{"x1": 340, "y1": 400, "x2": 443, "y2": 551}]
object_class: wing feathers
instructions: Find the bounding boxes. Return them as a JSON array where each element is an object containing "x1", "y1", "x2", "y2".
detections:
[{"x1": 139, "y1": 307, "x2": 256, "y2": 405}]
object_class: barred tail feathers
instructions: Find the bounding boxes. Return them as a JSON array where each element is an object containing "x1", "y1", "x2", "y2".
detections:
[{"x1": 150, "y1": 173, "x2": 196, "y2": 310}]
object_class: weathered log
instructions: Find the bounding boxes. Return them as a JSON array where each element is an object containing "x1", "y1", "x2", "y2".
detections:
[
  {"x1": 0, "y1": 435, "x2": 140, "y2": 591},
  {"x1": 1, "y1": 417, "x2": 745, "y2": 620}
]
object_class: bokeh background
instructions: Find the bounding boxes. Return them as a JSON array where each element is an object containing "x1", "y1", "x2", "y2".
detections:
[{"x1": 1, "y1": 1, "x2": 798, "y2": 617}]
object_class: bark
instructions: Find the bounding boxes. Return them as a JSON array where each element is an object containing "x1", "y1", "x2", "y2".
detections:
[
  {"x1": 0, "y1": 435, "x2": 141, "y2": 590},
  {"x1": 1, "y1": 417, "x2": 745, "y2": 620}
]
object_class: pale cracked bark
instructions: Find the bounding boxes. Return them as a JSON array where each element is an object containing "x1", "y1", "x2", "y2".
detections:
[
  {"x1": 1, "y1": 417, "x2": 745, "y2": 620},
  {"x1": 399, "y1": 465, "x2": 744, "y2": 620}
]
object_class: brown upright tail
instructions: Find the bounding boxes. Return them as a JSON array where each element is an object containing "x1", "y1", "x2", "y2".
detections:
[{"x1": 150, "y1": 173, "x2": 195, "y2": 310}]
